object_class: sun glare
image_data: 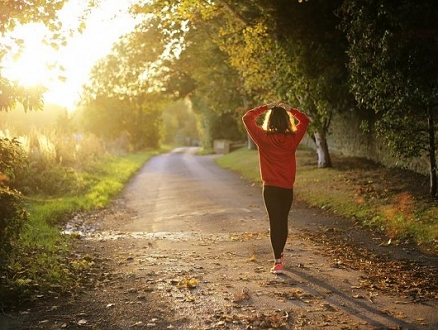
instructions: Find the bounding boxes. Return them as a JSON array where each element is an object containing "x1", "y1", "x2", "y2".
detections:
[
  {"x1": 1, "y1": 0, "x2": 137, "y2": 111},
  {"x1": 3, "y1": 24, "x2": 54, "y2": 87}
]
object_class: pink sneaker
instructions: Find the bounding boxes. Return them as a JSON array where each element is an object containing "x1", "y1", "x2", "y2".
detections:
[{"x1": 271, "y1": 262, "x2": 283, "y2": 274}]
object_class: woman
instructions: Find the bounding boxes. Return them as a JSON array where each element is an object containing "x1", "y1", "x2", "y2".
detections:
[{"x1": 242, "y1": 102, "x2": 310, "y2": 274}]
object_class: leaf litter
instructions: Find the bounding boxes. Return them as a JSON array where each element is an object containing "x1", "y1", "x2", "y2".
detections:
[
  {"x1": 3, "y1": 192, "x2": 438, "y2": 329},
  {"x1": 301, "y1": 228, "x2": 438, "y2": 302}
]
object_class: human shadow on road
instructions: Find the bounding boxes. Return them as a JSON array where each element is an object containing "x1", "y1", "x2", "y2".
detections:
[{"x1": 281, "y1": 268, "x2": 422, "y2": 330}]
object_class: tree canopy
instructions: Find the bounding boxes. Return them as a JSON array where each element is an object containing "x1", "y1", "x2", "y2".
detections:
[
  {"x1": 79, "y1": 0, "x2": 438, "y2": 190},
  {"x1": 80, "y1": 17, "x2": 169, "y2": 149},
  {"x1": 341, "y1": 0, "x2": 438, "y2": 195},
  {"x1": 121, "y1": 0, "x2": 352, "y2": 164}
]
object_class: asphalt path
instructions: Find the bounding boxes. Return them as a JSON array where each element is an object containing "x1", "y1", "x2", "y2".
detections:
[
  {"x1": 101, "y1": 147, "x2": 438, "y2": 329},
  {"x1": 120, "y1": 147, "x2": 268, "y2": 235},
  {"x1": 1, "y1": 147, "x2": 437, "y2": 329}
]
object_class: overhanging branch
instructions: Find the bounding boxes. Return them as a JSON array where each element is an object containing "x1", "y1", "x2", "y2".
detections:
[{"x1": 215, "y1": 0, "x2": 249, "y2": 26}]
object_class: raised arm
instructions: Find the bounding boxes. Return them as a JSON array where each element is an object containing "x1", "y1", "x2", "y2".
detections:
[{"x1": 242, "y1": 103, "x2": 275, "y2": 144}]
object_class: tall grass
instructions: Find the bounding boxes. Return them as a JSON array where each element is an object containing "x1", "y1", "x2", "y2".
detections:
[{"x1": 0, "y1": 125, "x2": 160, "y2": 305}]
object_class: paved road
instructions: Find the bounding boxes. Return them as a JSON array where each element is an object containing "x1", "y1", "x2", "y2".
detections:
[
  {"x1": 1, "y1": 147, "x2": 437, "y2": 329},
  {"x1": 121, "y1": 147, "x2": 268, "y2": 235}
]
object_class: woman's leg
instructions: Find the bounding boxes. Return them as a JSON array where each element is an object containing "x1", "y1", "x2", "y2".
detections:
[{"x1": 263, "y1": 186, "x2": 294, "y2": 260}]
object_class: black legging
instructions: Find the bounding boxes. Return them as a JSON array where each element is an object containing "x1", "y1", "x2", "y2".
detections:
[{"x1": 263, "y1": 186, "x2": 294, "y2": 260}]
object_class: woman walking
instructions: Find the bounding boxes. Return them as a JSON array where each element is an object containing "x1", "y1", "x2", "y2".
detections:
[{"x1": 242, "y1": 102, "x2": 310, "y2": 274}]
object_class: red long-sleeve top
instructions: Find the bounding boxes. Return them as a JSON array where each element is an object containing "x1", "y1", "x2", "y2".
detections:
[{"x1": 242, "y1": 105, "x2": 310, "y2": 189}]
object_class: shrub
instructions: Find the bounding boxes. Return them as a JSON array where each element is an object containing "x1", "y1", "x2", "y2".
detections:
[
  {"x1": 16, "y1": 163, "x2": 85, "y2": 196},
  {"x1": 0, "y1": 137, "x2": 27, "y2": 182},
  {"x1": 0, "y1": 137, "x2": 28, "y2": 269},
  {"x1": 0, "y1": 187, "x2": 29, "y2": 268},
  {"x1": 11, "y1": 130, "x2": 104, "y2": 196}
]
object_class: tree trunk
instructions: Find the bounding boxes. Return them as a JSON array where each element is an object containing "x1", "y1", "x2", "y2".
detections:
[
  {"x1": 242, "y1": 96, "x2": 257, "y2": 150},
  {"x1": 427, "y1": 106, "x2": 437, "y2": 197},
  {"x1": 247, "y1": 133, "x2": 257, "y2": 150},
  {"x1": 314, "y1": 131, "x2": 332, "y2": 168}
]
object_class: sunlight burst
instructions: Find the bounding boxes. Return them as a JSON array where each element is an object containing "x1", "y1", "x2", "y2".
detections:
[
  {"x1": 3, "y1": 24, "x2": 56, "y2": 88},
  {"x1": 1, "y1": 0, "x2": 137, "y2": 110}
]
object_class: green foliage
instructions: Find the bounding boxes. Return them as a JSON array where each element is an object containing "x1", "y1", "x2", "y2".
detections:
[
  {"x1": 81, "y1": 25, "x2": 166, "y2": 150},
  {"x1": 161, "y1": 100, "x2": 199, "y2": 146},
  {"x1": 0, "y1": 0, "x2": 66, "y2": 35},
  {"x1": 129, "y1": 1, "x2": 253, "y2": 147},
  {"x1": 17, "y1": 163, "x2": 84, "y2": 196},
  {"x1": 133, "y1": 0, "x2": 351, "y2": 160},
  {"x1": 0, "y1": 187, "x2": 28, "y2": 269},
  {"x1": 213, "y1": 1, "x2": 351, "y2": 123},
  {"x1": 0, "y1": 137, "x2": 29, "y2": 267},
  {"x1": 81, "y1": 96, "x2": 163, "y2": 150},
  {"x1": 211, "y1": 112, "x2": 245, "y2": 141},
  {"x1": 0, "y1": 123, "x2": 140, "y2": 304},
  {"x1": 5, "y1": 128, "x2": 107, "y2": 196},
  {"x1": 340, "y1": 0, "x2": 438, "y2": 195},
  {"x1": 0, "y1": 137, "x2": 27, "y2": 181},
  {"x1": 79, "y1": 15, "x2": 171, "y2": 150},
  {"x1": 341, "y1": 0, "x2": 438, "y2": 151},
  {"x1": 0, "y1": 78, "x2": 47, "y2": 112},
  {"x1": 0, "y1": 150, "x2": 156, "y2": 306},
  {"x1": 171, "y1": 21, "x2": 245, "y2": 146},
  {"x1": 81, "y1": 97, "x2": 127, "y2": 139}
]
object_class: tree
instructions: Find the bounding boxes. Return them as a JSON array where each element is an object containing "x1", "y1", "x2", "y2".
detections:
[
  {"x1": 0, "y1": 0, "x2": 92, "y2": 111},
  {"x1": 133, "y1": 0, "x2": 352, "y2": 166},
  {"x1": 0, "y1": 76, "x2": 46, "y2": 111},
  {"x1": 0, "y1": 1, "x2": 78, "y2": 262},
  {"x1": 0, "y1": 0, "x2": 65, "y2": 35},
  {"x1": 217, "y1": 0, "x2": 352, "y2": 167},
  {"x1": 341, "y1": 0, "x2": 438, "y2": 196},
  {"x1": 81, "y1": 19, "x2": 167, "y2": 149},
  {"x1": 165, "y1": 21, "x2": 247, "y2": 147},
  {"x1": 107, "y1": 3, "x2": 248, "y2": 149},
  {"x1": 161, "y1": 99, "x2": 198, "y2": 146}
]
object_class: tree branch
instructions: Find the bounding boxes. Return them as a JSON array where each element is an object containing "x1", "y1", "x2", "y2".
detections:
[{"x1": 215, "y1": 0, "x2": 249, "y2": 26}]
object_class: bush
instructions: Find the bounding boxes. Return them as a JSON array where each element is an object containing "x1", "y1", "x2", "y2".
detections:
[
  {"x1": 0, "y1": 137, "x2": 29, "y2": 269},
  {"x1": 0, "y1": 187, "x2": 28, "y2": 268},
  {"x1": 0, "y1": 137, "x2": 27, "y2": 182},
  {"x1": 16, "y1": 162, "x2": 85, "y2": 196}
]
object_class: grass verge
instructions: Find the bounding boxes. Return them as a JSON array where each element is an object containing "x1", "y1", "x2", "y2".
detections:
[
  {"x1": 215, "y1": 147, "x2": 438, "y2": 254},
  {"x1": 1, "y1": 150, "x2": 160, "y2": 307}
]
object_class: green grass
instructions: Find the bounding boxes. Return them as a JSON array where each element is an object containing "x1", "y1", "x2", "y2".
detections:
[
  {"x1": 29, "y1": 151, "x2": 159, "y2": 214},
  {"x1": 215, "y1": 147, "x2": 438, "y2": 253},
  {"x1": 215, "y1": 147, "x2": 261, "y2": 183},
  {"x1": 1, "y1": 150, "x2": 160, "y2": 305}
]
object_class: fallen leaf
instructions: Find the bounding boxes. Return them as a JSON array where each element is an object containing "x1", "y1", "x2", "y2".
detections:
[
  {"x1": 77, "y1": 319, "x2": 87, "y2": 325},
  {"x1": 233, "y1": 287, "x2": 250, "y2": 302}
]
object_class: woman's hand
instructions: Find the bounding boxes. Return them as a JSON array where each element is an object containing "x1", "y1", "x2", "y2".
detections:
[
  {"x1": 267, "y1": 103, "x2": 277, "y2": 109},
  {"x1": 278, "y1": 102, "x2": 292, "y2": 111}
]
